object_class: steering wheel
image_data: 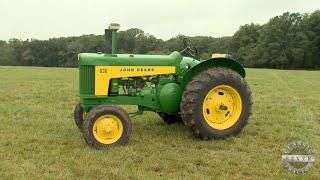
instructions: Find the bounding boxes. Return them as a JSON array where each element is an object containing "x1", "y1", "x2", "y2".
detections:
[{"x1": 180, "y1": 37, "x2": 198, "y2": 58}]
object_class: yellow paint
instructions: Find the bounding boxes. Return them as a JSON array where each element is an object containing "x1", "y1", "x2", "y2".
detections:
[
  {"x1": 202, "y1": 85, "x2": 242, "y2": 130},
  {"x1": 82, "y1": 111, "x2": 87, "y2": 120},
  {"x1": 212, "y1": 53, "x2": 228, "y2": 58},
  {"x1": 95, "y1": 66, "x2": 176, "y2": 95},
  {"x1": 93, "y1": 114, "x2": 123, "y2": 144}
]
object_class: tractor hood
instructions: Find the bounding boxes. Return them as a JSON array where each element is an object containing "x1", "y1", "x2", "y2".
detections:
[{"x1": 79, "y1": 51, "x2": 183, "y2": 66}]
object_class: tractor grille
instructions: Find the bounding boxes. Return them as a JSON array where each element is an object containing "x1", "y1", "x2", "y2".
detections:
[{"x1": 79, "y1": 65, "x2": 95, "y2": 95}]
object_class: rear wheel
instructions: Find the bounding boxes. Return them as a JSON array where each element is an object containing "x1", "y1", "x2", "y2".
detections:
[
  {"x1": 181, "y1": 67, "x2": 252, "y2": 139},
  {"x1": 82, "y1": 105, "x2": 132, "y2": 148},
  {"x1": 158, "y1": 113, "x2": 182, "y2": 124},
  {"x1": 74, "y1": 103, "x2": 87, "y2": 131}
]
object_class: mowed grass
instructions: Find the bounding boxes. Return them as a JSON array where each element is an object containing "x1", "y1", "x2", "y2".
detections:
[{"x1": 0, "y1": 66, "x2": 319, "y2": 179}]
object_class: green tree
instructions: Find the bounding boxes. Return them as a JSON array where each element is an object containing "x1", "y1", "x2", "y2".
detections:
[
  {"x1": 0, "y1": 10, "x2": 319, "y2": 69},
  {"x1": 20, "y1": 49, "x2": 35, "y2": 65},
  {"x1": 302, "y1": 10, "x2": 320, "y2": 68},
  {"x1": 0, "y1": 41, "x2": 16, "y2": 65},
  {"x1": 229, "y1": 23, "x2": 261, "y2": 66},
  {"x1": 257, "y1": 12, "x2": 309, "y2": 69}
]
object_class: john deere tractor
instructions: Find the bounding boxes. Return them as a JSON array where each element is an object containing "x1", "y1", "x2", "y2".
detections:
[{"x1": 74, "y1": 23, "x2": 252, "y2": 148}]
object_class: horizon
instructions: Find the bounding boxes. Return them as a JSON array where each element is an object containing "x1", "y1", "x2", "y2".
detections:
[{"x1": 0, "y1": 0, "x2": 319, "y2": 41}]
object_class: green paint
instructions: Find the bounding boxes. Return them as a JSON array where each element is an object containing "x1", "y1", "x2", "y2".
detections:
[
  {"x1": 181, "y1": 57, "x2": 246, "y2": 88},
  {"x1": 109, "y1": 78, "x2": 120, "y2": 95},
  {"x1": 109, "y1": 23, "x2": 120, "y2": 54},
  {"x1": 78, "y1": 23, "x2": 246, "y2": 113},
  {"x1": 157, "y1": 83, "x2": 182, "y2": 113},
  {"x1": 79, "y1": 51, "x2": 183, "y2": 69},
  {"x1": 79, "y1": 65, "x2": 95, "y2": 96},
  {"x1": 81, "y1": 92, "x2": 159, "y2": 111},
  {"x1": 111, "y1": 30, "x2": 118, "y2": 54}
]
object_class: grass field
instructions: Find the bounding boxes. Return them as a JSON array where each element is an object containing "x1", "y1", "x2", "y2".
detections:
[{"x1": 0, "y1": 66, "x2": 319, "y2": 179}]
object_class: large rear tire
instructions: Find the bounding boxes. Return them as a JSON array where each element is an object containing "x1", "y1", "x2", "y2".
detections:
[{"x1": 181, "y1": 67, "x2": 252, "y2": 139}]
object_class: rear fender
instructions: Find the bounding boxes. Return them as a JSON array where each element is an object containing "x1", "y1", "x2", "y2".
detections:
[{"x1": 181, "y1": 58, "x2": 246, "y2": 88}]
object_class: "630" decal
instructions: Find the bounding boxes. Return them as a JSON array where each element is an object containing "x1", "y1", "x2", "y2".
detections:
[{"x1": 99, "y1": 69, "x2": 107, "y2": 73}]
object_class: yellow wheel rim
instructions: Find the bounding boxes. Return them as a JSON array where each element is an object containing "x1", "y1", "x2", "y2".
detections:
[
  {"x1": 202, "y1": 85, "x2": 242, "y2": 130},
  {"x1": 93, "y1": 115, "x2": 123, "y2": 144}
]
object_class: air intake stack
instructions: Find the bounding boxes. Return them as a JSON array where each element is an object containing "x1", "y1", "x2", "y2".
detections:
[{"x1": 105, "y1": 23, "x2": 120, "y2": 54}]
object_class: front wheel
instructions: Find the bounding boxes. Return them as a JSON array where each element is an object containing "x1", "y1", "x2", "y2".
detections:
[
  {"x1": 82, "y1": 105, "x2": 132, "y2": 149},
  {"x1": 181, "y1": 67, "x2": 252, "y2": 139},
  {"x1": 73, "y1": 103, "x2": 87, "y2": 131}
]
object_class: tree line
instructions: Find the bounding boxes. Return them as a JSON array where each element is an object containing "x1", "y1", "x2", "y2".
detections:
[{"x1": 0, "y1": 10, "x2": 319, "y2": 69}]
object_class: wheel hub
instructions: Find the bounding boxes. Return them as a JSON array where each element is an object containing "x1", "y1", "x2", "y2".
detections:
[
  {"x1": 203, "y1": 85, "x2": 242, "y2": 130},
  {"x1": 93, "y1": 115, "x2": 123, "y2": 144},
  {"x1": 218, "y1": 104, "x2": 228, "y2": 111}
]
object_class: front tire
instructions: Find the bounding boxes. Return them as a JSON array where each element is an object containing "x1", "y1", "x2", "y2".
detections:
[
  {"x1": 73, "y1": 103, "x2": 87, "y2": 131},
  {"x1": 82, "y1": 105, "x2": 132, "y2": 149},
  {"x1": 181, "y1": 67, "x2": 252, "y2": 139}
]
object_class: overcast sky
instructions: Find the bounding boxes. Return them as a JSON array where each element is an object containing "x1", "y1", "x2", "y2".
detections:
[{"x1": 0, "y1": 0, "x2": 318, "y2": 41}]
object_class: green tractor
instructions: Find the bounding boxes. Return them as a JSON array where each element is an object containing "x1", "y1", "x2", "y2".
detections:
[{"x1": 74, "y1": 23, "x2": 252, "y2": 148}]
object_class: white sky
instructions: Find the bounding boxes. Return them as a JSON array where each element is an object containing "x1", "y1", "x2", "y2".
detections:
[{"x1": 0, "y1": 0, "x2": 318, "y2": 41}]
